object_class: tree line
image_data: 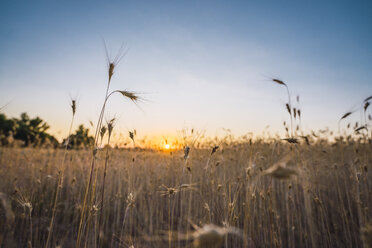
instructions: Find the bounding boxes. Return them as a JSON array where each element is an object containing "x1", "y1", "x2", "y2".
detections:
[{"x1": 0, "y1": 112, "x2": 94, "y2": 148}]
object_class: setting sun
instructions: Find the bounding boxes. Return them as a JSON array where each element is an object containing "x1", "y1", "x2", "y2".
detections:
[{"x1": 164, "y1": 144, "x2": 170, "y2": 150}]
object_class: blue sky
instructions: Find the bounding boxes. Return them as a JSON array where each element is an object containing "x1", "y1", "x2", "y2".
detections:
[{"x1": 0, "y1": 0, "x2": 371, "y2": 141}]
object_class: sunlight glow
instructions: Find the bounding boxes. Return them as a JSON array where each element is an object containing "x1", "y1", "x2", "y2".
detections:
[{"x1": 164, "y1": 144, "x2": 170, "y2": 149}]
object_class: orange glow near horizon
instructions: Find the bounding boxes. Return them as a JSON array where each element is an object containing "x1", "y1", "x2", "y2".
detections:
[{"x1": 99, "y1": 135, "x2": 182, "y2": 150}]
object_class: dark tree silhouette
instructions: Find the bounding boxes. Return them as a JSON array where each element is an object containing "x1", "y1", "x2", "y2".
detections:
[
  {"x1": 0, "y1": 112, "x2": 58, "y2": 147},
  {"x1": 14, "y1": 113, "x2": 58, "y2": 147},
  {"x1": 63, "y1": 124, "x2": 94, "y2": 149},
  {"x1": 0, "y1": 114, "x2": 16, "y2": 145}
]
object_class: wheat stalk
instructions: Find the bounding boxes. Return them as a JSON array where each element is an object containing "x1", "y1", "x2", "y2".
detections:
[{"x1": 76, "y1": 44, "x2": 141, "y2": 248}]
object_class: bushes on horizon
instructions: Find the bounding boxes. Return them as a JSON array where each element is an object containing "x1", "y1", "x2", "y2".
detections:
[
  {"x1": 0, "y1": 112, "x2": 58, "y2": 147},
  {"x1": 63, "y1": 124, "x2": 94, "y2": 149}
]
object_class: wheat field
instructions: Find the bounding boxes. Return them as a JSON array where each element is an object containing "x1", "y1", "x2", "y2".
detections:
[{"x1": 0, "y1": 136, "x2": 371, "y2": 247}]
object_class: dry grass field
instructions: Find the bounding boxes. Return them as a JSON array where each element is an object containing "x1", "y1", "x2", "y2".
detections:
[
  {"x1": 0, "y1": 136, "x2": 371, "y2": 247},
  {"x1": 2, "y1": 1, "x2": 372, "y2": 247}
]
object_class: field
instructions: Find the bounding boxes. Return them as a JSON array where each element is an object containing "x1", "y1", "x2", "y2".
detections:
[
  {"x1": 0, "y1": 137, "x2": 371, "y2": 247},
  {"x1": 1, "y1": 1, "x2": 372, "y2": 247}
]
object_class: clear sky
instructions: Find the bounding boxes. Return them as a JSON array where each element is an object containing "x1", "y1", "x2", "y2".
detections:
[{"x1": 0, "y1": 0, "x2": 371, "y2": 142}]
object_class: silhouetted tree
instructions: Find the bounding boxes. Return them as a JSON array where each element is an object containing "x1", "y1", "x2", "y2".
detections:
[
  {"x1": 14, "y1": 113, "x2": 58, "y2": 147},
  {"x1": 63, "y1": 124, "x2": 94, "y2": 149},
  {"x1": 0, "y1": 113, "x2": 16, "y2": 145},
  {"x1": 0, "y1": 112, "x2": 58, "y2": 147}
]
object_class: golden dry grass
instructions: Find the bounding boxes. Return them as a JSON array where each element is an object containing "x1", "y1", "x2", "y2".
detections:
[{"x1": 0, "y1": 137, "x2": 371, "y2": 247}]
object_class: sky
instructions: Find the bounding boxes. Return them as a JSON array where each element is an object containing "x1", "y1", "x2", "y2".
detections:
[{"x1": 0, "y1": 0, "x2": 371, "y2": 143}]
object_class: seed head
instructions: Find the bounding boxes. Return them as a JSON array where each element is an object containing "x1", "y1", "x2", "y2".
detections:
[
  {"x1": 159, "y1": 185, "x2": 179, "y2": 196},
  {"x1": 159, "y1": 184, "x2": 196, "y2": 196},
  {"x1": 184, "y1": 146, "x2": 190, "y2": 160},
  {"x1": 103, "y1": 41, "x2": 127, "y2": 83},
  {"x1": 108, "y1": 63, "x2": 115, "y2": 82},
  {"x1": 355, "y1": 126, "x2": 367, "y2": 133},
  {"x1": 282, "y1": 138, "x2": 298, "y2": 144},
  {"x1": 100, "y1": 126, "x2": 107, "y2": 141},
  {"x1": 364, "y1": 102, "x2": 370, "y2": 112},
  {"x1": 272, "y1": 78, "x2": 287, "y2": 86},
  {"x1": 71, "y1": 99, "x2": 76, "y2": 116},
  {"x1": 341, "y1": 112, "x2": 352, "y2": 120},
  {"x1": 126, "y1": 192, "x2": 135, "y2": 207},
  {"x1": 117, "y1": 90, "x2": 141, "y2": 103},
  {"x1": 364, "y1": 95, "x2": 372, "y2": 103},
  {"x1": 107, "y1": 118, "x2": 116, "y2": 138},
  {"x1": 211, "y1": 146, "x2": 219, "y2": 155},
  {"x1": 286, "y1": 103, "x2": 291, "y2": 115},
  {"x1": 300, "y1": 136, "x2": 310, "y2": 145}
]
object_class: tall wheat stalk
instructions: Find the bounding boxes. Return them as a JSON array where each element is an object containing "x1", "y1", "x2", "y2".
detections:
[
  {"x1": 272, "y1": 79, "x2": 293, "y2": 137},
  {"x1": 76, "y1": 44, "x2": 141, "y2": 247}
]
